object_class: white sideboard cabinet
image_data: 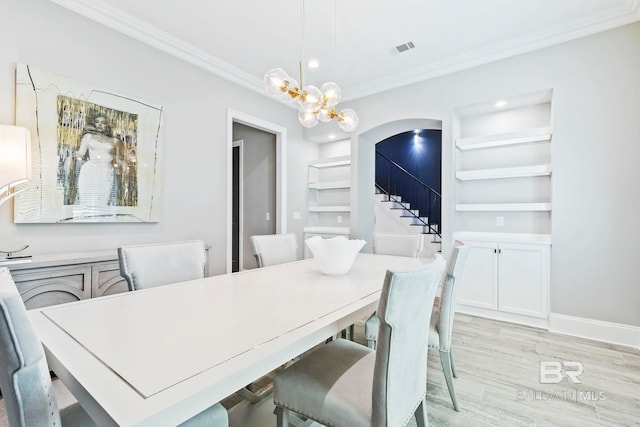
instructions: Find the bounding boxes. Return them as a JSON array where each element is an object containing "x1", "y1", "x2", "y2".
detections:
[
  {"x1": 454, "y1": 233, "x2": 550, "y2": 328},
  {"x1": 3, "y1": 251, "x2": 128, "y2": 309}
]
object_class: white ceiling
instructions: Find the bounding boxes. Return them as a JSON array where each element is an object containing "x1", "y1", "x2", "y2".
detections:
[{"x1": 50, "y1": 0, "x2": 639, "y2": 101}]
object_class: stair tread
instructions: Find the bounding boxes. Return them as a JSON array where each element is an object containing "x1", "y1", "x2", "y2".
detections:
[{"x1": 375, "y1": 189, "x2": 441, "y2": 238}]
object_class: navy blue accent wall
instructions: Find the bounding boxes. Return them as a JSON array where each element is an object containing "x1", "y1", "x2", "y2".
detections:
[{"x1": 376, "y1": 130, "x2": 442, "y2": 193}]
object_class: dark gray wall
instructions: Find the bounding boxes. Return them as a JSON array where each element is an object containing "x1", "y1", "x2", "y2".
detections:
[{"x1": 233, "y1": 124, "x2": 276, "y2": 269}]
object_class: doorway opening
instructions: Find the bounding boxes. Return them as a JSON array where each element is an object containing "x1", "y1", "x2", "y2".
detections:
[
  {"x1": 352, "y1": 118, "x2": 442, "y2": 253},
  {"x1": 232, "y1": 140, "x2": 243, "y2": 273},
  {"x1": 227, "y1": 110, "x2": 287, "y2": 273},
  {"x1": 375, "y1": 129, "x2": 442, "y2": 237}
]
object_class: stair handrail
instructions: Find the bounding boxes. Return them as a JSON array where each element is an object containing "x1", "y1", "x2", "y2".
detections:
[
  {"x1": 375, "y1": 151, "x2": 441, "y2": 198},
  {"x1": 375, "y1": 151, "x2": 441, "y2": 238}
]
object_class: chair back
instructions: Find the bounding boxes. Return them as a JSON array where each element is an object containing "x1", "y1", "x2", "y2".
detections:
[
  {"x1": 437, "y1": 243, "x2": 470, "y2": 350},
  {"x1": 250, "y1": 233, "x2": 297, "y2": 268},
  {"x1": 118, "y1": 240, "x2": 207, "y2": 291},
  {"x1": 372, "y1": 262, "x2": 444, "y2": 426},
  {"x1": 372, "y1": 232, "x2": 423, "y2": 258},
  {"x1": 0, "y1": 267, "x2": 62, "y2": 427}
]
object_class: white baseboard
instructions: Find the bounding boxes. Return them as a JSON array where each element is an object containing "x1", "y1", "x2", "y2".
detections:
[
  {"x1": 457, "y1": 306, "x2": 640, "y2": 349},
  {"x1": 549, "y1": 313, "x2": 640, "y2": 349},
  {"x1": 457, "y1": 304, "x2": 549, "y2": 329}
]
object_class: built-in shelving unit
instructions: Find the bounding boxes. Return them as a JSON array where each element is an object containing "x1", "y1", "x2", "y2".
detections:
[
  {"x1": 453, "y1": 89, "x2": 553, "y2": 328},
  {"x1": 456, "y1": 203, "x2": 552, "y2": 211},
  {"x1": 456, "y1": 164, "x2": 552, "y2": 181},
  {"x1": 456, "y1": 126, "x2": 552, "y2": 151},
  {"x1": 307, "y1": 180, "x2": 351, "y2": 190},
  {"x1": 303, "y1": 226, "x2": 350, "y2": 235},
  {"x1": 308, "y1": 155, "x2": 351, "y2": 168},
  {"x1": 308, "y1": 206, "x2": 351, "y2": 212},
  {"x1": 305, "y1": 153, "x2": 352, "y2": 256},
  {"x1": 454, "y1": 89, "x2": 553, "y2": 235}
]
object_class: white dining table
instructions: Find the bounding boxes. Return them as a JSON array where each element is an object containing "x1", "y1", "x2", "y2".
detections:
[{"x1": 28, "y1": 253, "x2": 432, "y2": 426}]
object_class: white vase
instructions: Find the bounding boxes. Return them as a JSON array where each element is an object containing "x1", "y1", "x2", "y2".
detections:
[{"x1": 305, "y1": 235, "x2": 366, "y2": 275}]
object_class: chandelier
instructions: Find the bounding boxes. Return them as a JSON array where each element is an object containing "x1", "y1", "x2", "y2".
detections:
[
  {"x1": 263, "y1": 1, "x2": 358, "y2": 132},
  {"x1": 264, "y1": 67, "x2": 358, "y2": 131}
]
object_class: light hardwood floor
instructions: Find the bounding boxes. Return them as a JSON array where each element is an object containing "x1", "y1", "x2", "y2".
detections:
[
  {"x1": 412, "y1": 314, "x2": 640, "y2": 427},
  {"x1": 227, "y1": 314, "x2": 640, "y2": 427},
  {"x1": 2, "y1": 314, "x2": 638, "y2": 426}
]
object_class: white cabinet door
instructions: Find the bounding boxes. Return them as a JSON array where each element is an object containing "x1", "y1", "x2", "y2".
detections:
[
  {"x1": 457, "y1": 241, "x2": 498, "y2": 310},
  {"x1": 498, "y1": 243, "x2": 550, "y2": 318}
]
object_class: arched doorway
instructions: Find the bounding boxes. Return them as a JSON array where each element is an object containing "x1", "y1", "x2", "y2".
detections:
[{"x1": 351, "y1": 118, "x2": 442, "y2": 253}]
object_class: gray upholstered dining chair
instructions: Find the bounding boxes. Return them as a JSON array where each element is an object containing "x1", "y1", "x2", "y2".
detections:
[
  {"x1": 372, "y1": 231, "x2": 424, "y2": 258},
  {"x1": 273, "y1": 262, "x2": 445, "y2": 427},
  {"x1": 364, "y1": 244, "x2": 470, "y2": 412},
  {"x1": 118, "y1": 240, "x2": 207, "y2": 291},
  {"x1": 364, "y1": 232, "x2": 424, "y2": 346},
  {"x1": 0, "y1": 267, "x2": 229, "y2": 427},
  {"x1": 250, "y1": 233, "x2": 297, "y2": 268},
  {"x1": 0, "y1": 267, "x2": 96, "y2": 427},
  {"x1": 429, "y1": 244, "x2": 469, "y2": 412},
  {"x1": 239, "y1": 233, "x2": 298, "y2": 403}
]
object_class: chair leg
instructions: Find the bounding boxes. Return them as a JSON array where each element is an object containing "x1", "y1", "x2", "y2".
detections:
[
  {"x1": 414, "y1": 398, "x2": 429, "y2": 427},
  {"x1": 341, "y1": 324, "x2": 355, "y2": 341},
  {"x1": 237, "y1": 381, "x2": 274, "y2": 403},
  {"x1": 367, "y1": 339, "x2": 376, "y2": 350},
  {"x1": 275, "y1": 406, "x2": 289, "y2": 427},
  {"x1": 440, "y1": 350, "x2": 461, "y2": 412},
  {"x1": 450, "y1": 348, "x2": 458, "y2": 378}
]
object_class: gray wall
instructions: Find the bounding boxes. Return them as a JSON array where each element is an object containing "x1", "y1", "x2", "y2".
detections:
[
  {"x1": 2, "y1": 0, "x2": 637, "y2": 327},
  {"x1": 0, "y1": 0, "x2": 317, "y2": 275},
  {"x1": 350, "y1": 23, "x2": 640, "y2": 327},
  {"x1": 232, "y1": 124, "x2": 276, "y2": 269}
]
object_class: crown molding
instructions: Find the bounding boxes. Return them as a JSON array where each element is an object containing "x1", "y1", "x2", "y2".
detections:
[
  {"x1": 49, "y1": 0, "x2": 639, "y2": 103},
  {"x1": 342, "y1": 0, "x2": 640, "y2": 101},
  {"x1": 48, "y1": 0, "x2": 265, "y2": 96}
]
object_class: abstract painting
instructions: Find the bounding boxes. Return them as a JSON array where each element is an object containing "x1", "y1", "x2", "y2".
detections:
[{"x1": 14, "y1": 64, "x2": 163, "y2": 223}]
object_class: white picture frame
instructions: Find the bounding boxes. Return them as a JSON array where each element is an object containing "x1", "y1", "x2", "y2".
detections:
[{"x1": 14, "y1": 64, "x2": 163, "y2": 223}]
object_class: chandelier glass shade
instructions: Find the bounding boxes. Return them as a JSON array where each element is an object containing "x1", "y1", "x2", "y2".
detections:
[{"x1": 264, "y1": 67, "x2": 359, "y2": 132}]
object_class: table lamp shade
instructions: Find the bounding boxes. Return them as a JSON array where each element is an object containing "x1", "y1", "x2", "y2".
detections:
[{"x1": 0, "y1": 125, "x2": 31, "y2": 206}]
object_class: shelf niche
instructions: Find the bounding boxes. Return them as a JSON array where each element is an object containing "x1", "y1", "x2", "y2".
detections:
[
  {"x1": 306, "y1": 152, "x2": 352, "y2": 242},
  {"x1": 454, "y1": 89, "x2": 553, "y2": 236}
]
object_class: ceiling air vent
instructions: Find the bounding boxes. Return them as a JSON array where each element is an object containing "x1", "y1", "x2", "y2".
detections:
[{"x1": 395, "y1": 41, "x2": 415, "y2": 53}]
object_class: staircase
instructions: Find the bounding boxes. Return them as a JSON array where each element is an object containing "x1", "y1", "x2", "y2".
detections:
[{"x1": 375, "y1": 152, "x2": 442, "y2": 250}]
